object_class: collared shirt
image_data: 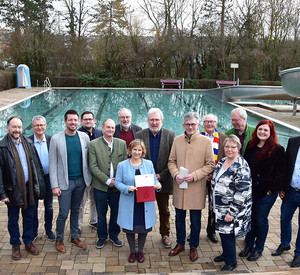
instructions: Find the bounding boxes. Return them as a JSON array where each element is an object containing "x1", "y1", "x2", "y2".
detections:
[
  {"x1": 33, "y1": 134, "x2": 49, "y2": 175},
  {"x1": 12, "y1": 138, "x2": 29, "y2": 182},
  {"x1": 149, "y1": 129, "x2": 161, "y2": 172},
  {"x1": 204, "y1": 131, "x2": 215, "y2": 142},
  {"x1": 291, "y1": 147, "x2": 300, "y2": 189},
  {"x1": 104, "y1": 137, "x2": 114, "y2": 185},
  {"x1": 79, "y1": 127, "x2": 96, "y2": 140}
]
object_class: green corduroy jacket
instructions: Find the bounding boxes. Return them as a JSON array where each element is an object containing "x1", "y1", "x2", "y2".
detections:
[{"x1": 89, "y1": 137, "x2": 127, "y2": 192}]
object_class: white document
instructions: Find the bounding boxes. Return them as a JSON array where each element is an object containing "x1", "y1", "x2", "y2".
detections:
[
  {"x1": 179, "y1": 166, "x2": 189, "y2": 189},
  {"x1": 135, "y1": 174, "x2": 154, "y2": 187}
]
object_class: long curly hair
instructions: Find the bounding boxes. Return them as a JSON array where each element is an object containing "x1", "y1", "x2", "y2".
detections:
[{"x1": 248, "y1": 120, "x2": 279, "y2": 160}]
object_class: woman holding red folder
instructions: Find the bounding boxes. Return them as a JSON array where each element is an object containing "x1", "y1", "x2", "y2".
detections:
[{"x1": 115, "y1": 139, "x2": 161, "y2": 263}]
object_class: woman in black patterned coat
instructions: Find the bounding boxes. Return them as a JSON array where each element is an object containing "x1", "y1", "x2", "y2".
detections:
[{"x1": 211, "y1": 135, "x2": 252, "y2": 271}]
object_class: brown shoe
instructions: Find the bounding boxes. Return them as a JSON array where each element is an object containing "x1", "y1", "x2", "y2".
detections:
[
  {"x1": 25, "y1": 243, "x2": 40, "y2": 255},
  {"x1": 11, "y1": 244, "x2": 21, "y2": 260},
  {"x1": 168, "y1": 244, "x2": 185, "y2": 256},
  {"x1": 71, "y1": 238, "x2": 86, "y2": 249},
  {"x1": 55, "y1": 240, "x2": 66, "y2": 253},
  {"x1": 162, "y1": 235, "x2": 172, "y2": 248},
  {"x1": 190, "y1": 246, "x2": 198, "y2": 261}
]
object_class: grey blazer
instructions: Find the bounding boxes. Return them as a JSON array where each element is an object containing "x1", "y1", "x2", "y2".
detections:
[
  {"x1": 49, "y1": 131, "x2": 92, "y2": 190},
  {"x1": 135, "y1": 128, "x2": 175, "y2": 193}
]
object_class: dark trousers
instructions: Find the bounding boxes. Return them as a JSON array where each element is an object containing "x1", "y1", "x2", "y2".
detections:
[
  {"x1": 280, "y1": 187, "x2": 300, "y2": 255},
  {"x1": 33, "y1": 175, "x2": 53, "y2": 234},
  {"x1": 206, "y1": 180, "x2": 215, "y2": 234},
  {"x1": 94, "y1": 188, "x2": 120, "y2": 240},
  {"x1": 155, "y1": 191, "x2": 170, "y2": 237},
  {"x1": 7, "y1": 186, "x2": 35, "y2": 245},
  {"x1": 220, "y1": 233, "x2": 236, "y2": 266},
  {"x1": 245, "y1": 192, "x2": 277, "y2": 252},
  {"x1": 175, "y1": 208, "x2": 201, "y2": 247}
]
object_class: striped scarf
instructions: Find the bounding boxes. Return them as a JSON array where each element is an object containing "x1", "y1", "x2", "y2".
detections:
[{"x1": 201, "y1": 129, "x2": 219, "y2": 164}]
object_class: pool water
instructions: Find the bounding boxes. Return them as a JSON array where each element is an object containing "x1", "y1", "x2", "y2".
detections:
[{"x1": 0, "y1": 89, "x2": 298, "y2": 148}]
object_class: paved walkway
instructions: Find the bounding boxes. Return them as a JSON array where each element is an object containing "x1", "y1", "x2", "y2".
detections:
[
  {"x1": 0, "y1": 87, "x2": 299, "y2": 274},
  {"x1": 0, "y1": 197, "x2": 298, "y2": 274}
]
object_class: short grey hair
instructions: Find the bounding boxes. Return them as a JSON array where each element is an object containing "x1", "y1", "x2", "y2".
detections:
[
  {"x1": 32, "y1": 115, "x2": 46, "y2": 124},
  {"x1": 203, "y1": 113, "x2": 218, "y2": 124},
  {"x1": 102, "y1": 118, "x2": 115, "y2": 127},
  {"x1": 148, "y1": 108, "x2": 164, "y2": 120},
  {"x1": 223, "y1": 134, "x2": 242, "y2": 150},
  {"x1": 118, "y1": 108, "x2": 132, "y2": 117},
  {"x1": 231, "y1": 108, "x2": 247, "y2": 119},
  {"x1": 184, "y1": 112, "x2": 199, "y2": 122}
]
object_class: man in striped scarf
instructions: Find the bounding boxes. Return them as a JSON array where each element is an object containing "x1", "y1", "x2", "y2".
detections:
[{"x1": 201, "y1": 114, "x2": 227, "y2": 243}]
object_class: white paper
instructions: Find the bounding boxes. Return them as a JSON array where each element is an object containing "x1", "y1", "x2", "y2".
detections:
[
  {"x1": 135, "y1": 174, "x2": 154, "y2": 187},
  {"x1": 179, "y1": 166, "x2": 189, "y2": 189}
]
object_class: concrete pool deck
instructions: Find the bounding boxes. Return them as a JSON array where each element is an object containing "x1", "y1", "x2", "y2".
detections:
[{"x1": 0, "y1": 87, "x2": 299, "y2": 274}]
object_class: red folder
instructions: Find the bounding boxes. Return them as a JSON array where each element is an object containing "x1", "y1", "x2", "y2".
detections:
[{"x1": 136, "y1": 186, "x2": 155, "y2": 203}]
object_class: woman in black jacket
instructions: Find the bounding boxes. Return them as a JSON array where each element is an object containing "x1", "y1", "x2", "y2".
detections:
[{"x1": 239, "y1": 120, "x2": 285, "y2": 261}]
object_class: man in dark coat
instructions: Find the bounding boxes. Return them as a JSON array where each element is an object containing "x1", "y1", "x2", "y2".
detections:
[
  {"x1": 272, "y1": 136, "x2": 300, "y2": 267},
  {"x1": 0, "y1": 116, "x2": 45, "y2": 260},
  {"x1": 136, "y1": 108, "x2": 175, "y2": 248}
]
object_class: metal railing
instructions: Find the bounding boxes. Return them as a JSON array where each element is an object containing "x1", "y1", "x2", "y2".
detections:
[{"x1": 43, "y1": 77, "x2": 52, "y2": 88}]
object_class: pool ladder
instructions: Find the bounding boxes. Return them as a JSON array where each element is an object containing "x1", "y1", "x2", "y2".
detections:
[{"x1": 43, "y1": 77, "x2": 52, "y2": 88}]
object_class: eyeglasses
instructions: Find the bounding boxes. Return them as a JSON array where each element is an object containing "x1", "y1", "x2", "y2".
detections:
[
  {"x1": 184, "y1": 123, "x2": 197, "y2": 127},
  {"x1": 149, "y1": 119, "x2": 161, "y2": 122},
  {"x1": 119, "y1": 116, "x2": 131, "y2": 119},
  {"x1": 231, "y1": 118, "x2": 242, "y2": 123},
  {"x1": 33, "y1": 124, "x2": 46, "y2": 128},
  {"x1": 203, "y1": 120, "x2": 216, "y2": 124},
  {"x1": 82, "y1": 118, "x2": 93, "y2": 121},
  {"x1": 224, "y1": 146, "x2": 238, "y2": 149}
]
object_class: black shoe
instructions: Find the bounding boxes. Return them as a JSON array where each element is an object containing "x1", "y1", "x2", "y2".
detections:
[
  {"x1": 207, "y1": 233, "x2": 218, "y2": 243},
  {"x1": 247, "y1": 250, "x2": 262, "y2": 261},
  {"x1": 291, "y1": 255, "x2": 300, "y2": 267},
  {"x1": 187, "y1": 234, "x2": 190, "y2": 242},
  {"x1": 214, "y1": 255, "x2": 224, "y2": 262},
  {"x1": 271, "y1": 244, "x2": 291, "y2": 256},
  {"x1": 239, "y1": 247, "x2": 253, "y2": 257},
  {"x1": 221, "y1": 263, "x2": 237, "y2": 271},
  {"x1": 78, "y1": 228, "x2": 81, "y2": 235}
]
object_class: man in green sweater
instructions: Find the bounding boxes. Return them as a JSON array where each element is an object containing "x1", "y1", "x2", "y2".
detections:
[{"x1": 225, "y1": 108, "x2": 255, "y2": 156}]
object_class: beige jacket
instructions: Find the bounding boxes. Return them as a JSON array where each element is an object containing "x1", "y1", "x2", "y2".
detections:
[{"x1": 168, "y1": 131, "x2": 215, "y2": 210}]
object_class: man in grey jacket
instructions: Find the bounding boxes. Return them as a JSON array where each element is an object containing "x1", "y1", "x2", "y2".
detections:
[{"x1": 49, "y1": 110, "x2": 92, "y2": 253}]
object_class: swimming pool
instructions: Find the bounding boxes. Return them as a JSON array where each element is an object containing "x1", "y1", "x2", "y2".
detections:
[{"x1": 0, "y1": 88, "x2": 298, "y2": 148}]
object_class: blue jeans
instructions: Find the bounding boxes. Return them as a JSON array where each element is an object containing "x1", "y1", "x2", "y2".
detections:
[
  {"x1": 175, "y1": 208, "x2": 201, "y2": 247},
  {"x1": 280, "y1": 187, "x2": 300, "y2": 255},
  {"x1": 245, "y1": 192, "x2": 277, "y2": 252},
  {"x1": 7, "y1": 186, "x2": 35, "y2": 245},
  {"x1": 220, "y1": 233, "x2": 236, "y2": 266},
  {"x1": 56, "y1": 178, "x2": 86, "y2": 241},
  {"x1": 33, "y1": 175, "x2": 53, "y2": 234},
  {"x1": 93, "y1": 188, "x2": 120, "y2": 240}
]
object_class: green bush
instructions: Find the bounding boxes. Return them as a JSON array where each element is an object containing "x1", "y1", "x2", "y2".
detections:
[{"x1": 252, "y1": 72, "x2": 264, "y2": 85}]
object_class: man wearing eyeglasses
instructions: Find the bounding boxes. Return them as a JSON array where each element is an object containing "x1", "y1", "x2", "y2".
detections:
[
  {"x1": 201, "y1": 114, "x2": 227, "y2": 243},
  {"x1": 225, "y1": 108, "x2": 255, "y2": 155},
  {"x1": 77, "y1": 111, "x2": 103, "y2": 234},
  {"x1": 29, "y1": 115, "x2": 54, "y2": 242},
  {"x1": 168, "y1": 112, "x2": 215, "y2": 261},
  {"x1": 135, "y1": 108, "x2": 175, "y2": 248},
  {"x1": 114, "y1": 108, "x2": 142, "y2": 147}
]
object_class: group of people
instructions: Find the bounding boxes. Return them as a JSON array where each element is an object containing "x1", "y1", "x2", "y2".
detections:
[{"x1": 0, "y1": 106, "x2": 299, "y2": 272}]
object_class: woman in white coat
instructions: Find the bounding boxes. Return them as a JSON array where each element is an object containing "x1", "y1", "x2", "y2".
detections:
[{"x1": 115, "y1": 139, "x2": 161, "y2": 263}]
